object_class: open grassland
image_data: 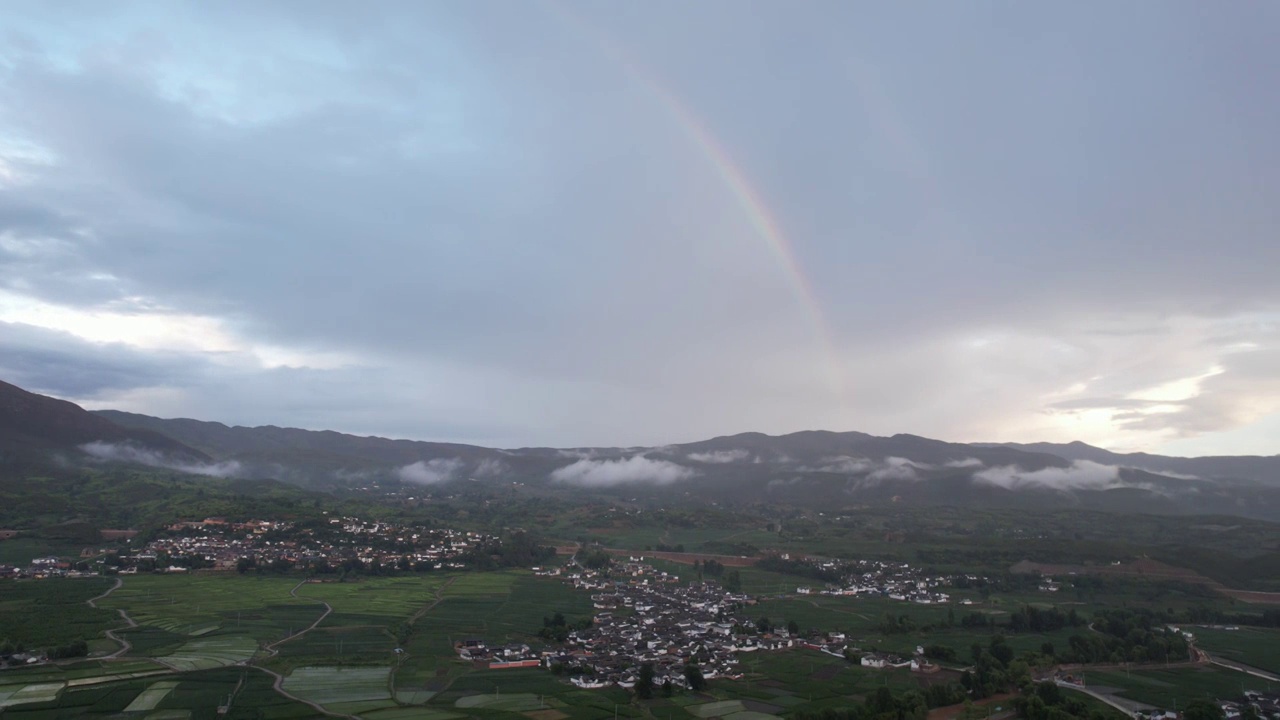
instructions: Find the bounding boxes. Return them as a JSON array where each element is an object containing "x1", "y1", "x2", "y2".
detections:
[
  {"x1": 99, "y1": 574, "x2": 315, "y2": 642},
  {"x1": 1193, "y1": 626, "x2": 1280, "y2": 674},
  {"x1": 0, "y1": 578, "x2": 116, "y2": 649},
  {"x1": 1081, "y1": 665, "x2": 1273, "y2": 706}
]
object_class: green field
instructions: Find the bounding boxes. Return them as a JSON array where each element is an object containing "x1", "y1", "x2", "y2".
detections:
[
  {"x1": 0, "y1": 578, "x2": 117, "y2": 649},
  {"x1": 1080, "y1": 665, "x2": 1272, "y2": 706},
  {"x1": 282, "y1": 665, "x2": 394, "y2": 713},
  {"x1": 98, "y1": 574, "x2": 314, "y2": 642},
  {"x1": 161, "y1": 634, "x2": 258, "y2": 671},
  {"x1": 123, "y1": 680, "x2": 180, "y2": 711},
  {"x1": 1192, "y1": 626, "x2": 1280, "y2": 674}
]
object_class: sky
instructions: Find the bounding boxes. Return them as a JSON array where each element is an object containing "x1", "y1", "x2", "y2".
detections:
[{"x1": 1, "y1": 2, "x2": 1278, "y2": 454}]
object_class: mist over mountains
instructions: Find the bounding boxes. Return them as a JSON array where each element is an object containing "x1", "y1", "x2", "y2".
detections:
[{"x1": 3, "y1": 380, "x2": 1279, "y2": 521}]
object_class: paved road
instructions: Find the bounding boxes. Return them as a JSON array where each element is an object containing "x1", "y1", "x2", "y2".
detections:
[{"x1": 1207, "y1": 653, "x2": 1280, "y2": 683}]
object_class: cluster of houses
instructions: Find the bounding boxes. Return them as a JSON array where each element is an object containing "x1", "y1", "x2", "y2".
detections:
[
  {"x1": 127, "y1": 516, "x2": 499, "y2": 573},
  {"x1": 529, "y1": 557, "x2": 933, "y2": 691},
  {"x1": 455, "y1": 639, "x2": 542, "y2": 669},
  {"x1": 0, "y1": 555, "x2": 100, "y2": 579},
  {"x1": 787, "y1": 556, "x2": 971, "y2": 604},
  {"x1": 546, "y1": 561, "x2": 757, "y2": 689},
  {"x1": 1132, "y1": 692, "x2": 1280, "y2": 720},
  {"x1": 0, "y1": 515, "x2": 505, "y2": 579}
]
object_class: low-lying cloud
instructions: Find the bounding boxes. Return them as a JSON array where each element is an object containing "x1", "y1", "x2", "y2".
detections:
[
  {"x1": 868, "y1": 456, "x2": 930, "y2": 482},
  {"x1": 473, "y1": 457, "x2": 509, "y2": 478},
  {"x1": 810, "y1": 456, "x2": 874, "y2": 474},
  {"x1": 686, "y1": 449, "x2": 749, "y2": 464},
  {"x1": 397, "y1": 458, "x2": 464, "y2": 485},
  {"x1": 80, "y1": 442, "x2": 243, "y2": 478},
  {"x1": 973, "y1": 460, "x2": 1124, "y2": 490},
  {"x1": 945, "y1": 457, "x2": 983, "y2": 468},
  {"x1": 550, "y1": 455, "x2": 696, "y2": 487}
]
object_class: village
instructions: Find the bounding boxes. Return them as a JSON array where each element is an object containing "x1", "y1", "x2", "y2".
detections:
[
  {"x1": 0, "y1": 515, "x2": 506, "y2": 579},
  {"x1": 773, "y1": 554, "x2": 971, "y2": 605},
  {"x1": 452, "y1": 556, "x2": 943, "y2": 691}
]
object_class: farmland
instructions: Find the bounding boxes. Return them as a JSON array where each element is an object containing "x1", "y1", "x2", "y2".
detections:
[
  {"x1": 1192, "y1": 626, "x2": 1280, "y2": 674},
  {"x1": 1078, "y1": 666, "x2": 1278, "y2": 707},
  {"x1": 2, "y1": 506, "x2": 1278, "y2": 718}
]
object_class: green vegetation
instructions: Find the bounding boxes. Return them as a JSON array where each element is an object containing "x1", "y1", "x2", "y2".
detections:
[
  {"x1": 1193, "y1": 625, "x2": 1280, "y2": 673},
  {"x1": 1079, "y1": 666, "x2": 1276, "y2": 706},
  {"x1": 0, "y1": 578, "x2": 116, "y2": 651}
]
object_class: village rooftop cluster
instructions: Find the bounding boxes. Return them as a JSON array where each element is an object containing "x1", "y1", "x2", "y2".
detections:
[
  {"x1": 0, "y1": 516, "x2": 501, "y2": 578},
  {"x1": 498, "y1": 557, "x2": 937, "y2": 691},
  {"x1": 780, "y1": 554, "x2": 973, "y2": 604}
]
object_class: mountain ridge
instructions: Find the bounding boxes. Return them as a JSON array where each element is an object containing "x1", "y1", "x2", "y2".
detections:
[{"x1": 2, "y1": 380, "x2": 1278, "y2": 521}]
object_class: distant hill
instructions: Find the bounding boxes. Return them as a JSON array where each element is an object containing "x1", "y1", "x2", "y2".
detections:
[
  {"x1": 1, "y1": 379, "x2": 1277, "y2": 521},
  {"x1": 0, "y1": 380, "x2": 207, "y2": 461},
  {"x1": 979, "y1": 440, "x2": 1280, "y2": 486},
  {"x1": 94, "y1": 406, "x2": 1280, "y2": 522}
]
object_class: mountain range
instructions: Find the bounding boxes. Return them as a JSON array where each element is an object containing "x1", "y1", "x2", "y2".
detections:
[{"x1": 4, "y1": 379, "x2": 1279, "y2": 521}]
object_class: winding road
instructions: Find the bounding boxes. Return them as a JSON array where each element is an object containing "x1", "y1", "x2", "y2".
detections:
[
  {"x1": 249, "y1": 580, "x2": 360, "y2": 719},
  {"x1": 86, "y1": 577, "x2": 138, "y2": 660}
]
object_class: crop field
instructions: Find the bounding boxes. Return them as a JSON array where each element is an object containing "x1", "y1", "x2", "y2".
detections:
[
  {"x1": 455, "y1": 692, "x2": 553, "y2": 711},
  {"x1": 1192, "y1": 626, "x2": 1280, "y2": 673},
  {"x1": 0, "y1": 681, "x2": 64, "y2": 709},
  {"x1": 123, "y1": 680, "x2": 179, "y2": 711},
  {"x1": 1081, "y1": 666, "x2": 1273, "y2": 706},
  {"x1": 296, "y1": 576, "x2": 452, "y2": 623},
  {"x1": 729, "y1": 649, "x2": 920, "y2": 709},
  {"x1": 0, "y1": 577, "x2": 117, "y2": 648},
  {"x1": 394, "y1": 572, "x2": 592, "y2": 692},
  {"x1": 161, "y1": 634, "x2": 258, "y2": 671},
  {"x1": 0, "y1": 658, "x2": 176, "y2": 713},
  {"x1": 275, "y1": 625, "x2": 396, "y2": 664},
  {"x1": 282, "y1": 665, "x2": 394, "y2": 714},
  {"x1": 99, "y1": 575, "x2": 312, "y2": 642}
]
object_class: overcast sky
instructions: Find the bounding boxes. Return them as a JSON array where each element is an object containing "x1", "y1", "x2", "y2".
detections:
[{"x1": 2, "y1": 2, "x2": 1278, "y2": 454}]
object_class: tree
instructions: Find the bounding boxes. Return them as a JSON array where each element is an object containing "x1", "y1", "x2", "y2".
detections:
[
  {"x1": 787, "y1": 620, "x2": 800, "y2": 635},
  {"x1": 636, "y1": 663, "x2": 655, "y2": 699},
  {"x1": 683, "y1": 662, "x2": 706, "y2": 691},
  {"x1": 1184, "y1": 700, "x2": 1225, "y2": 720},
  {"x1": 662, "y1": 678, "x2": 674, "y2": 698},
  {"x1": 724, "y1": 570, "x2": 742, "y2": 593}
]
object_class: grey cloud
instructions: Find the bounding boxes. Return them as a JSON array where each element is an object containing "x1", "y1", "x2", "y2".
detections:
[
  {"x1": 473, "y1": 458, "x2": 509, "y2": 478},
  {"x1": 397, "y1": 458, "x2": 463, "y2": 485},
  {"x1": 686, "y1": 449, "x2": 749, "y2": 464},
  {"x1": 550, "y1": 456, "x2": 696, "y2": 487},
  {"x1": 867, "y1": 457, "x2": 929, "y2": 482},
  {"x1": 944, "y1": 458, "x2": 983, "y2": 468},
  {"x1": 80, "y1": 441, "x2": 242, "y2": 477},
  {"x1": 0, "y1": 5, "x2": 1277, "y2": 452},
  {"x1": 0, "y1": 322, "x2": 198, "y2": 397},
  {"x1": 973, "y1": 460, "x2": 1126, "y2": 491}
]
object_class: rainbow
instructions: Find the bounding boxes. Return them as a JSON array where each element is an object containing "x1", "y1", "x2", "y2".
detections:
[{"x1": 543, "y1": 2, "x2": 849, "y2": 411}]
